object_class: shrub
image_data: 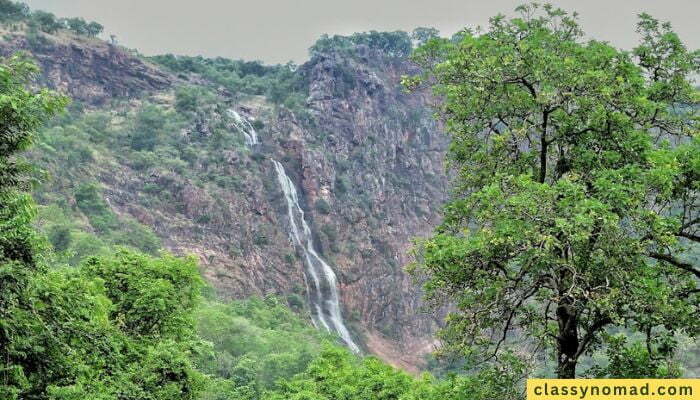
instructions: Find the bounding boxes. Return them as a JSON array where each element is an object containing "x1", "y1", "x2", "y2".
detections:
[
  {"x1": 74, "y1": 183, "x2": 118, "y2": 233},
  {"x1": 335, "y1": 175, "x2": 349, "y2": 194},
  {"x1": 47, "y1": 225, "x2": 72, "y2": 252},
  {"x1": 286, "y1": 293, "x2": 304, "y2": 310},
  {"x1": 129, "y1": 105, "x2": 169, "y2": 151},
  {"x1": 314, "y1": 198, "x2": 331, "y2": 214},
  {"x1": 29, "y1": 10, "x2": 63, "y2": 33},
  {"x1": 110, "y1": 220, "x2": 161, "y2": 254},
  {"x1": 0, "y1": 0, "x2": 29, "y2": 21},
  {"x1": 175, "y1": 86, "x2": 213, "y2": 113},
  {"x1": 253, "y1": 232, "x2": 269, "y2": 246}
]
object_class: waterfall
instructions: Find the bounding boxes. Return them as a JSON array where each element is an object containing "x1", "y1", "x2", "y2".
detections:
[
  {"x1": 272, "y1": 160, "x2": 360, "y2": 353},
  {"x1": 228, "y1": 109, "x2": 258, "y2": 146},
  {"x1": 228, "y1": 109, "x2": 359, "y2": 352}
]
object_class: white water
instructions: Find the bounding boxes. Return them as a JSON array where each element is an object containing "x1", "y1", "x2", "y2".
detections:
[
  {"x1": 228, "y1": 109, "x2": 258, "y2": 146},
  {"x1": 228, "y1": 110, "x2": 359, "y2": 352},
  {"x1": 272, "y1": 160, "x2": 360, "y2": 353}
]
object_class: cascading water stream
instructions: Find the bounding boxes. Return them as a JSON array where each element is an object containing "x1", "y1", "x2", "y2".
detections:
[
  {"x1": 272, "y1": 160, "x2": 360, "y2": 353},
  {"x1": 228, "y1": 109, "x2": 258, "y2": 146},
  {"x1": 230, "y1": 109, "x2": 359, "y2": 353}
]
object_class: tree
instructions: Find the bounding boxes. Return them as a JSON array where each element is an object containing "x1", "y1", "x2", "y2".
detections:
[
  {"x1": 64, "y1": 17, "x2": 89, "y2": 35},
  {"x1": 406, "y1": 4, "x2": 699, "y2": 378},
  {"x1": 58, "y1": 17, "x2": 103, "y2": 37},
  {"x1": 264, "y1": 345, "x2": 528, "y2": 400},
  {"x1": 0, "y1": 0, "x2": 29, "y2": 22},
  {"x1": 129, "y1": 104, "x2": 168, "y2": 151},
  {"x1": 411, "y1": 27, "x2": 440, "y2": 45},
  {"x1": 0, "y1": 54, "x2": 66, "y2": 399},
  {"x1": 86, "y1": 21, "x2": 104, "y2": 37},
  {"x1": 0, "y1": 54, "x2": 67, "y2": 192},
  {"x1": 74, "y1": 250, "x2": 206, "y2": 400},
  {"x1": 309, "y1": 31, "x2": 413, "y2": 58},
  {"x1": 30, "y1": 10, "x2": 63, "y2": 34}
]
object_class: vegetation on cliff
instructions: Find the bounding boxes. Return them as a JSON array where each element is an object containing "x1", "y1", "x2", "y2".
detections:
[
  {"x1": 5, "y1": 6, "x2": 448, "y2": 359},
  {"x1": 0, "y1": 0, "x2": 102, "y2": 37},
  {"x1": 0, "y1": 53, "x2": 481, "y2": 400}
]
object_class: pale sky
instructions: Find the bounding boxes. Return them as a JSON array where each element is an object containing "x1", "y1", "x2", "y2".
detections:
[{"x1": 24, "y1": 0, "x2": 700, "y2": 64}]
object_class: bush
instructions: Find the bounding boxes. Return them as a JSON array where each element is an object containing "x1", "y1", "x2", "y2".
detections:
[
  {"x1": 47, "y1": 225, "x2": 72, "y2": 252},
  {"x1": 251, "y1": 119, "x2": 264, "y2": 130},
  {"x1": 110, "y1": 220, "x2": 161, "y2": 255},
  {"x1": 0, "y1": 0, "x2": 29, "y2": 22},
  {"x1": 74, "y1": 183, "x2": 118, "y2": 233},
  {"x1": 283, "y1": 253, "x2": 295, "y2": 265},
  {"x1": 65, "y1": 17, "x2": 90, "y2": 35},
  {"x1": 85, "y1": 21, "x2": 103, "y2": 37},
  {"x1": 321, "y1": 224, "x2": 337, "y2": 243},
  {"x1": 253, "y1": 232, "x2": 269, "y2": 246},
  {"x1": 286, "y1": 293, "x2": 304, "y2": 310},
  {"x1": 129, "y1": 105, "x2": 169, "y2": 151},
  {"x1": 314, "y1": 198, "x2": 331, "y2": 214},
  {"x1": 175, "y1": 86, "x2": 213, "y2": 113},
  {"x1": 29, "y1": 10, "x2": 63, "y2": 33},
  {"x1": 335, "y1": 175, "x2": 349, "y2": 194}
]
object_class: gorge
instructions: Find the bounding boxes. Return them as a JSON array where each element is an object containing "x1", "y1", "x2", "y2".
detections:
[{"x1": 0, "y1": 19, "x2": 449, "y2": 369}]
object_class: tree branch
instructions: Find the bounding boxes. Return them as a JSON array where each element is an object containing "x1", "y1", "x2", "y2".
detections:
[
  {"x1": 678, "y1": 232, "x2": 700, "y2": 243},
  {"x1": 575, "y1": 316, "x2": 612, "y2": 360},
  {"x1": 539, "y1": 109, "x2": 550, "y2": 183},
  {"x1": 649, "y1": 252, "x2": 700, "y2": 279}
]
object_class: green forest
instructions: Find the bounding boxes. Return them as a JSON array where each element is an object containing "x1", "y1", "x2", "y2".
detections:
[{"x1": 0, "y1": 1, "x2": 698, "y2": 399}]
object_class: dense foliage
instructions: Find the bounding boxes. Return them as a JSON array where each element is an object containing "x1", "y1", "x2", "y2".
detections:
[
  {"x1": 406, "y1": 4, "x2": 699, "y2": 378},
  {"x1": 0, "y1": 0, "x2": 103, "y2": 37},
  {"x1": 196, "y1": 296, "x2": 329, "y2": 400},
  {"x1": 151, "y1": 55, "x2": 307, "y2": 109},
  {"x1": 264, "y1": 346, "x2": 527, "y2": 400},
  {"x1": 309, "y1": 31, "x2": 412, "y2": 58}
]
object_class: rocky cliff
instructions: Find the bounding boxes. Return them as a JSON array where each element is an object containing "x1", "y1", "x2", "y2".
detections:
[{"x1": 1, "y1": 27, "x2": 449, "y2": 370}]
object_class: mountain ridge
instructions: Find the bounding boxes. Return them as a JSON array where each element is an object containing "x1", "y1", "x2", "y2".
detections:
[{"x1": 1, "y1": 20, "x2": 449, "y2": 371}]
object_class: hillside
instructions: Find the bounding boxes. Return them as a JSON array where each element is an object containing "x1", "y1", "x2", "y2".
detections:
[{"x1": 0, "y1": 19, "x2": 449, "y2": 369}]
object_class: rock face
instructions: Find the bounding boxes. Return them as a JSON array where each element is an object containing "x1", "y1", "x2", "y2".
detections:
[
  {"x1": 3, "y1": 30, "x2": 449, "y2": 370},
  {"x1": 289, "y1": 47, "x2": 449, "y2": 365},
  {"x1": 0, "y1": 29, "x2": 172, "y2": 104}
]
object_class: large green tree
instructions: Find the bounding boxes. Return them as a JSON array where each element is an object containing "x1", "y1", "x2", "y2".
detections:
[
  {"x1": 0, "y1": 53, "x2": 67, "y2": 398},
  {"x1": 406, "y1": 4, "x2": 699, "y2": 378}
]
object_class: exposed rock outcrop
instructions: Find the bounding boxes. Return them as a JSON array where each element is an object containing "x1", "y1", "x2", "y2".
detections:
[{"x1": 0, "y1": 29, "x2": 172, "y2": 104}]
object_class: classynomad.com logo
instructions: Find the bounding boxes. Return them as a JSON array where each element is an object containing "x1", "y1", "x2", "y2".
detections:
[{"x1": 527, "y1": 379, "x2": 699, "y2": 400}]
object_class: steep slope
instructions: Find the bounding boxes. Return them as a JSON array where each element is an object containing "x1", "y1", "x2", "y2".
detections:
[
  {"x1": 0, "y1": 25, "x2": 172, "y2": 103},
  {"x1": 1, "y1": 26, "x2": 449, "y2": 370}
]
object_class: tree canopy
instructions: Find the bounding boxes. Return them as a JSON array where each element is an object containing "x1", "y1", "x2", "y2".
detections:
[
  {"x1": 309, "y1": 31, "x2": 413, "y2": 58},
  {"x1": 0, "y1": 0, "x2": 103, "y2": 37},
  {"x1": 406, "y1": 3, "x2": 699, "y2": 378}
]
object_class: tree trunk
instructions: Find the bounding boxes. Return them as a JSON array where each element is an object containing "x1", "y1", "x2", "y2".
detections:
[
  {"x1": 558, "y1": 357, "x2": 577, "y2": 379},
  {"x1": 556, "y1": 299, "x2": 579, "y2": 378}
]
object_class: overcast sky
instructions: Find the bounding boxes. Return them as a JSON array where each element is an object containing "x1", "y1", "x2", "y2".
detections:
[{"x1": 23, "y1": 0, "x2": 700, "y2": 65}]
